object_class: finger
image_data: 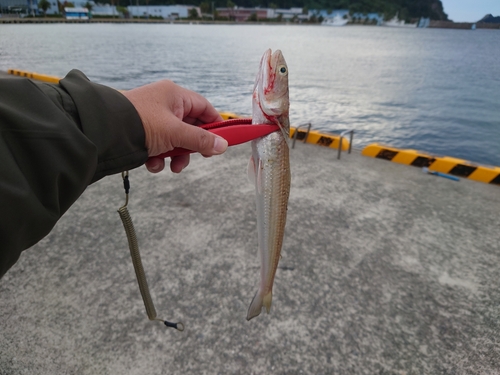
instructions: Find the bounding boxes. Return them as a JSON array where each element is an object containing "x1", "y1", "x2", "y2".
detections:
[
  {"x1": 169, "y1": 118, "x2": 228, "y2": 156},
  {"x1": 170, "y1": 154, "x2": 190, "y2": 173},
  {"x1": 182, "y1": 91, "x2": 223, "y2": 124},
  {"x1": 145, "y1": 157, "x2": 165, "y2": 173}
]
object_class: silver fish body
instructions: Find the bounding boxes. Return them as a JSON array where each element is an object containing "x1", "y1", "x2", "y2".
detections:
[{"x1": 246, "y1": 49, "x2": 291, "y2": 321}]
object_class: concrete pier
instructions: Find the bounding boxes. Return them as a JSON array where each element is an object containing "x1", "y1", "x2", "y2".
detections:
[{"x1": 1, "y1": 134, "x2": 499, "y2": 373}]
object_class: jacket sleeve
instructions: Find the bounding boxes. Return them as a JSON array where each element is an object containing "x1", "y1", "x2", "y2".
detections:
[{"x1": 0, "y1": 70, "x2": 148, "y2": 278}]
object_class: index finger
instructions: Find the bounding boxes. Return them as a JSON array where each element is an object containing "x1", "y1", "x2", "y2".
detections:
[{"x1": 181, "y1": 91, "x2": 223, "y2": 125}]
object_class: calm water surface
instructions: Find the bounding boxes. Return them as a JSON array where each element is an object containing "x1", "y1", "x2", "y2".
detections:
[{"x1": 1, "y1": 24, "x2": 499, "y2": 166}]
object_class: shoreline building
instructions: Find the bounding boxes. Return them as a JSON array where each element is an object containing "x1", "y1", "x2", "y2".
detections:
[
  {"x1": 215, "y1": 7, "x2": 270, "y2": 21},
  {"x1": 128, "y1": 5, "x2": 199, "y2": 19},
  {"x1": 310, "y1": 9, "x2": 348, "y2": 20},
  {"x1": 64, "y1": 6, "x2": 88, "y2": 19},
  {"x1": 91, "y1": 3, "x2": 117, "y2": 17},
  {"x1": 311, "y1": 9, "x2": 383, "y2": 25},
  {"x1": 216, "y1": 6, "x2": 307, "y2": 21},
  {"x1": 0, "y1": 0, "x2": 38, "y2": 16}
]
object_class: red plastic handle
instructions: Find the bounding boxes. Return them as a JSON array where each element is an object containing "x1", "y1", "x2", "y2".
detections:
[{"x1": 156, "y1": 119, "x2": 279, "y2": 159}]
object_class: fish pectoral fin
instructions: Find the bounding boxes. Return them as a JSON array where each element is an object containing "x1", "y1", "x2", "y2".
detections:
[
  {"x1": 275, "y1": 120, "x2": 291, "y2": 149},
  {"x1": 248, "y1": 157, "x2": 264, "y2": 195},
  {"x1": 257, "y1": 159, "x2": 263, "y2": 195},
  {"x1": 247, "y1": 156, "x2": 256, "y2": 185}
]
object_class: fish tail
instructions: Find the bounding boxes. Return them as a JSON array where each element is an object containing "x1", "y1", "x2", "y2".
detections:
[
  {"x1": 263, "y1": 291, "x2": 273, "y2": 313},
  {"x1": 246, "y1": 290, "x2": 273, "y2": 321}
]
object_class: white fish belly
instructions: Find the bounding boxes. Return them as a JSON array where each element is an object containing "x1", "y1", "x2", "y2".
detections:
[{"x1": 252, "y1": 130, "x2": 290, "y2": 300}]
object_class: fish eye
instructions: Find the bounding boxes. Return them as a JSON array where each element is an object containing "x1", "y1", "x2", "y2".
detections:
[{"x1": 278, "y1": 65, "x2": 288, "y2": 75}]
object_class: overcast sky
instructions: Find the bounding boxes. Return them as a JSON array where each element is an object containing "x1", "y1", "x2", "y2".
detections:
[{"x1": 441, "y1": 0, "x2": 500, "y2": 22}]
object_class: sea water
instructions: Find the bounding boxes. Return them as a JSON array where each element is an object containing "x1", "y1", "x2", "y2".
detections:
[{"x1": 0, "y1": 23, "x2": 499, "y2": 166}]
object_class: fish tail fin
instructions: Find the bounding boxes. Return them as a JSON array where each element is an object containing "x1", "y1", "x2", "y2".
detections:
[
  {"x1": 263, "y1": 291, "x2": 273, "y2": 313},
  {"x1": 246, "y1": 290, "x2": 272, "y2": 321},
  {"x1": 246, "y1": 290, "x2": 263, "y2": 321}
]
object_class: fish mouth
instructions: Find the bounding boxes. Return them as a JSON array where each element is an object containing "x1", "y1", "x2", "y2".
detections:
[
  {"x1": 255, "y1": 49, "x2": 287, "y2": 117},
  {"x1": 253, "y1": 49, "x2": 271, "y2": 94}
]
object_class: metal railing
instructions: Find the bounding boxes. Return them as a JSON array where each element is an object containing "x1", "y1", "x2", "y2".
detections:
[
  {"x1": 337, "y1": 129, "x2": 354, "y2": 159},
  {"x1": 291, "y1": 123, "x2": 312, "y2": 149},
  {"x1": 291, "y1": 123, "x2": 355, "y2": 160}
]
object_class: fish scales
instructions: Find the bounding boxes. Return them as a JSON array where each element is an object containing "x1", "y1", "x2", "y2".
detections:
[{"x1": 246, "y1": 49, "x2": 290, "y2": 321}]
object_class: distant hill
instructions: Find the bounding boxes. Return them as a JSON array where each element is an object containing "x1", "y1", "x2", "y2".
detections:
[
  {"x1": 324, "y1": 0, "x2": 448, "y2": 21},
  {"x1": 478, "y1": 14, "x2": 500, "y2": 23}
]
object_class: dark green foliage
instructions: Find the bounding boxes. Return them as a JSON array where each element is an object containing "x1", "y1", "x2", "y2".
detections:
[
  {"x1": 38, "y1": 0, "x2": 51, "y2": 15},
  {"x1": 345, "y1": 0, "x2": 447, "y2": 20},
  {"x1": 247, "y1": 12, "x2": 258, "y2": 21},
  {"x1": 188, "y1": 7, "x2": 199, "y2": 17}
]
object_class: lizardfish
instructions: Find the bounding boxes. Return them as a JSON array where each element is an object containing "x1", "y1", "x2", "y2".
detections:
[{"x1": 246, "y1": 49, "x2": 291, "y2": 321}]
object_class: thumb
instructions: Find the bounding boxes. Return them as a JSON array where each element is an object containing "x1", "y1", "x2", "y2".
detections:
[{"x1": 169, "y1": 120, "x2": 228, "y2": 156}]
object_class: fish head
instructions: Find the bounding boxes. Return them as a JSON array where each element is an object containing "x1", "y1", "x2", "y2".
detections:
[{"x1": 253, "y1": 49, "x2": 289, "y2": 127}]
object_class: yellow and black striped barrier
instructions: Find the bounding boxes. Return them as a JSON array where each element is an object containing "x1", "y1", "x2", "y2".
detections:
[
  {"x1": 220, "y1": 112, "x2": 350, "y2": 151},
  {"x1": 8, "y1": 69, "x2": 60, "y2": 84},
  {"x1": 219, "y1": 112, "x2": 242, "y2": 120},
  {"x1": 362, "y1": 143, "x2": 500, "y2": 185},
  {"x1": 289, "y1": 127, "x2": 350, "y2": 151}
]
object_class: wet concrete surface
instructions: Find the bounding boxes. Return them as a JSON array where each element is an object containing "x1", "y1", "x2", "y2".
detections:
[{"x1": 1, "y1": 138, "x2": 499, "y2": 374}]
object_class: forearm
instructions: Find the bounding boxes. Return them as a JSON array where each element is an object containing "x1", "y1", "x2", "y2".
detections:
[
  {"x1": 59, "y1": 70, "x2": 148, "y2": 182},
  {"x1": 0, "y1": 70, "x2": 148, "y2": 278}
]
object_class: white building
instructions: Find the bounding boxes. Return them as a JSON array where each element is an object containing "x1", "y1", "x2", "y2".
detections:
[
  {"x1": 311, "y1": 9, "x2": 349, "y2": 20},
  {"x1": 43, "y1": 1, "x2": 118, "y2": 16},
  {"x1": 269, "y1": 7, "x2": 307, "y2": 20},
  {"x1": 91, "y1": 3, "x2": 117, "y2": 17},
  {"x1": 64, "y1": 6, "x2": 88, "y2": 19},
  {"x1": 128, "y1": 5, "x2": 199, "y2": 19}
]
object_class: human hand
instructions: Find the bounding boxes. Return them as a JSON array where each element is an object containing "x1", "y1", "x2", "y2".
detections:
[{"x1": 123, "y1": 80, "x2": 228, "y2": 173}]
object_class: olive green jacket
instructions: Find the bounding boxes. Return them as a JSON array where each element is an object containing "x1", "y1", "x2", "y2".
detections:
[{"x1": 0, "y1": 70, "x2": 148, "y2": 278}]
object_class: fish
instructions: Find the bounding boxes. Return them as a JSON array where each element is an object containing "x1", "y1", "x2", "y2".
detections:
[{"x1": 246, "y1": 49, "x2": 291, "y2": 321}]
